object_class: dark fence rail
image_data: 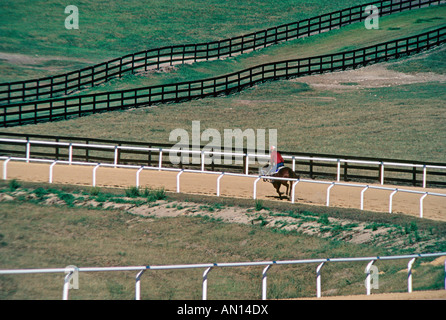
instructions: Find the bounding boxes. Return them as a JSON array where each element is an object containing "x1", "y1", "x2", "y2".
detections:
[
  {"x1": 0, "y1": 0, "x2": 444, "y2": 105},
  {"x1": 0, "y1": 26, "x2": 445, "y2": 128},
  {"x1": 0, "y1": 132, "x2": 445, "y2": 188}
]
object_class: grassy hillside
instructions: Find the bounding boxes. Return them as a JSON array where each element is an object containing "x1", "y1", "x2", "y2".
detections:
[
  {"x1": 61, "y1": 5, "x2": 446, "y2": 94},
  {"x1": 0, "y1": 181, "x2": 445, "y2": 299},
  {"x1": 0, "y1": 0, "x2": 371, "y2": 82},
  {"x1": 2, "y1": 46, "x2": 445, "y2": 163},
  {"x1": 1, "y1": 6, "x2": 445, "y2": 162}
]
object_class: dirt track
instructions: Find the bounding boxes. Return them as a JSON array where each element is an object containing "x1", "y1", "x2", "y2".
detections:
[
  {"x1": 4, "y1": 160, "x2": 446, "y2": 222},
  {"x1": 295, "y1": 290, "x2": 446, "y2": 300}
]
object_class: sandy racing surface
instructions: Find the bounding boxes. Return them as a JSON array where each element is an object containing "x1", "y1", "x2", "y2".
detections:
[
  {"x1": 295, "y1": 290, "x2": 446, "y2": 300},
  {"x1": 4, "y1": 160, "x2": 446, "y2": 222}
]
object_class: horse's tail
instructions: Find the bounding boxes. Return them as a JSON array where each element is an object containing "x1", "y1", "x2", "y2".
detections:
[
  {"x1": 287, "y1": 167, "x2": 300, "y2": 179},
  {"x1": 289, "y1": 167, "x2": 300, "y2": 180}
]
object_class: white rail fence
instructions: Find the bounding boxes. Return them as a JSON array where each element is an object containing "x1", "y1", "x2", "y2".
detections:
[
  {"x1": 1, "y1": 155, "x2": 446, "y2": 218},
  {"x1": 1, "y1": 137, "x2": 446, "y2": 187},
  {"x1": 0, "y1": 252, "x2": 445, "y2": 300}
]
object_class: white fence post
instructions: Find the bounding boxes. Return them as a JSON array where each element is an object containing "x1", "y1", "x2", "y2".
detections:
[
  {"x1": 336, "y1": 159, "x2": 341, "y2": 182},
  {"x1": 135, "y1": 270, "x2": 145, "y2": 300},
  {"x1": 217, "y1": 173, "x2": 224, "y2": 196},
  {"x1": 291, "y1": 180, "x2": 299, "y2": 203},
  {"x1": 380, "y1": 162, "x2": 384, "y2": 185},
  {"x1": 407, "y1": 258, "x2": 416, "y2": 293},
  {"x1": 360, "y1": 185, "x2": 369, "y2": 210},
  {"x1": 316, "y1": 262, "x2": 325, "y2": 298},
  {"x1": 419, "y1": 192, "x2": 428, "y2": 218},
  {"x1": 389, "y1": 189, "x2": 398, "y2": 213},
  {"x1": 262, "y1": 265, "x2": 272, "y2": 300},
  {"x1": 62, "y1": 266, "x2": 78, "y2": 301},
  {"x1": 136, "y1": 166, "x2": 144, "y2": 188},
  {"x1": 3, "y1": 157, "x2": 11, "y2": 180},
  {"x1": 253, "y1": 177, "x2": 261, "y2": 200},
  {"x1": 49, "y1": 160, "x2": 58, "y2": 184},
  {"x1": 92, "y1": 164, "x2": 100, "y2": 187},
  {"x1": 202, "y1": 267, "x2": 213, "y2": 300},
  {"x1": 365, "y1": 260, "x2": 375, "y2": 296},
  {"x1": 201, "y1": 151, "x2": 205, "y2": 172},
  {"x1": 62, "y1": 271, "x2": 73, "y2": 300},
  {"x1": 423, "y1": 165, "x2": 427, "y2": 188},
  {"x1": 26, "y1": 140, "x2": 30, "y2": 163},
  {"x1": 158, "y1": 148, "x2": 163, "y2": 171},
  {"x1": 68, "y1": 143, "x2": 73, "y2": 165},
  {"x1": 326, "y1": 182, "x2": 335, "y2": 206},
  {"x1": 114, "y1": 146, "x2": 119, "y2": 168},
  {"x1": 176, "y1": 170, "x2": 184, "y2": 193}
]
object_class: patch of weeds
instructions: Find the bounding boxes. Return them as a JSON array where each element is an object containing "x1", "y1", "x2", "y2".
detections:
[
  {"x1": 94, "y1": 193, "x2": 108, "y2": 203},
  {"x1": 89, "y1": 187, "x2": 101, "y2": 196},
  {"x1": 252, "y1": 215, "x2": 269, "y2": 227},
  {"x1": 404, "y1": 221, "x2": 418, "y2": 234},
  {"x1": 200, "y1": 205, "x2": 215, "y2": 212},
  {"x1": 59, "y1": 193, "x2": 76, "y2": 207},
  {"x1": 318, "y1": 214, "x2": 330, "y2": 225},
  {"x1": 125, "y1": 186, "x2": 140, "y2": 198},
  {"x1": 199, "y1": 214, "x2": 223, "y2": 223},
  {"x1": 213, "y1": 203, "x2": 224, "y2": 210},
  {"x1": 33, "y1": 187, "x2": 48, "y2": 199},
  {"x1": 274, "y1": 220, "x2": 289, "y2": 229},
  {"x1": 142, "y1": 187, "x2": 166, "y2": 202},
  {"x1": 8, "y1": 179, "x2": 20, "y2": 192},
  {"x1": 255, "y1": 200, "x2": 266, "y2": 211},
  {"x1": 330, "y1": 224, "x2": 347, "y2": 236},
  {"x1": 199, "y1": 203, "x2": 224, "y2": 212},
  {"x1": 366, "y1": 222, "x2": 380, "y2": 231}
]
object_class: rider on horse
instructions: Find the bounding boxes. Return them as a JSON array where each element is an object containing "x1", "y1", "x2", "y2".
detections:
[{"x1": 270, "y1": 145, "x2": 284, "y2": 173}]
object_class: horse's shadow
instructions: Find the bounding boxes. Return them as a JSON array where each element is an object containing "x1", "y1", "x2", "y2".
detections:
[{"x1": 265, "y1": 195, "x2": 289, "y2": 201}]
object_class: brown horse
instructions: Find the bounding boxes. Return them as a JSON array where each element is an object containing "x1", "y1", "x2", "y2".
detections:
[{"x1": 270, "y1": 166, "x2": 300, "y2": 200}]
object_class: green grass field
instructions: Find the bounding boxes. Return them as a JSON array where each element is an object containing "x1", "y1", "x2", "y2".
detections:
[
  {"x1": 1, "y1": 6, "x2": 445, "y2": 163},
  {"x1": 64, "y1": 6, "x2": 446, "y2": 94},
  {"x1": 3, "y1": 48, "x2": 445, "y2": 163},
  {"x1": 0, "y1": 0, "x2": 371, "y2": 83},
  {"x1": 1, "y1": 181, "x2": 445, "y2": 299}
]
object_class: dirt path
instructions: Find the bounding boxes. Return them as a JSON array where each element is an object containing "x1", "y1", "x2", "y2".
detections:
[
  {"x1": 295, "y1": 63, "x2": 446, "y2": 90},
  {"x1": 294, "y1": 289, "x2": 446, "y2": 300},
  {"x1": 0, "y1": 52, "x2": 94, "y2": 67},
  {"x1": 4, "y1": 160, "x2": 446, "y2": 222}
]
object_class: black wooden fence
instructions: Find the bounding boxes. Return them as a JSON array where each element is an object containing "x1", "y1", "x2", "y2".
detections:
[
  {"x1": 0, "y1": 132, "x2": 445, "y2": 188},
  {"x1": 0, "y1": 0, "x2": 443, "y2": 105},
  {"x1": 0, "y1": 26, "x2": 444, "y2": 128}
]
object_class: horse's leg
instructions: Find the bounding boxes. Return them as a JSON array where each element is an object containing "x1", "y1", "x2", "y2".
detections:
[
  {"x1": 285, "y1": 182, "x2": 290, "y2": 200},
  {"x1": 274, "y1": 182, "x2": 282, "y2": 199}
]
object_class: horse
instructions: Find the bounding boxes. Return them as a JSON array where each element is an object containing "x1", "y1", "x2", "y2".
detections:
[{"x1": 268, "y1": 166, "x2": 300, "y2": 200}]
